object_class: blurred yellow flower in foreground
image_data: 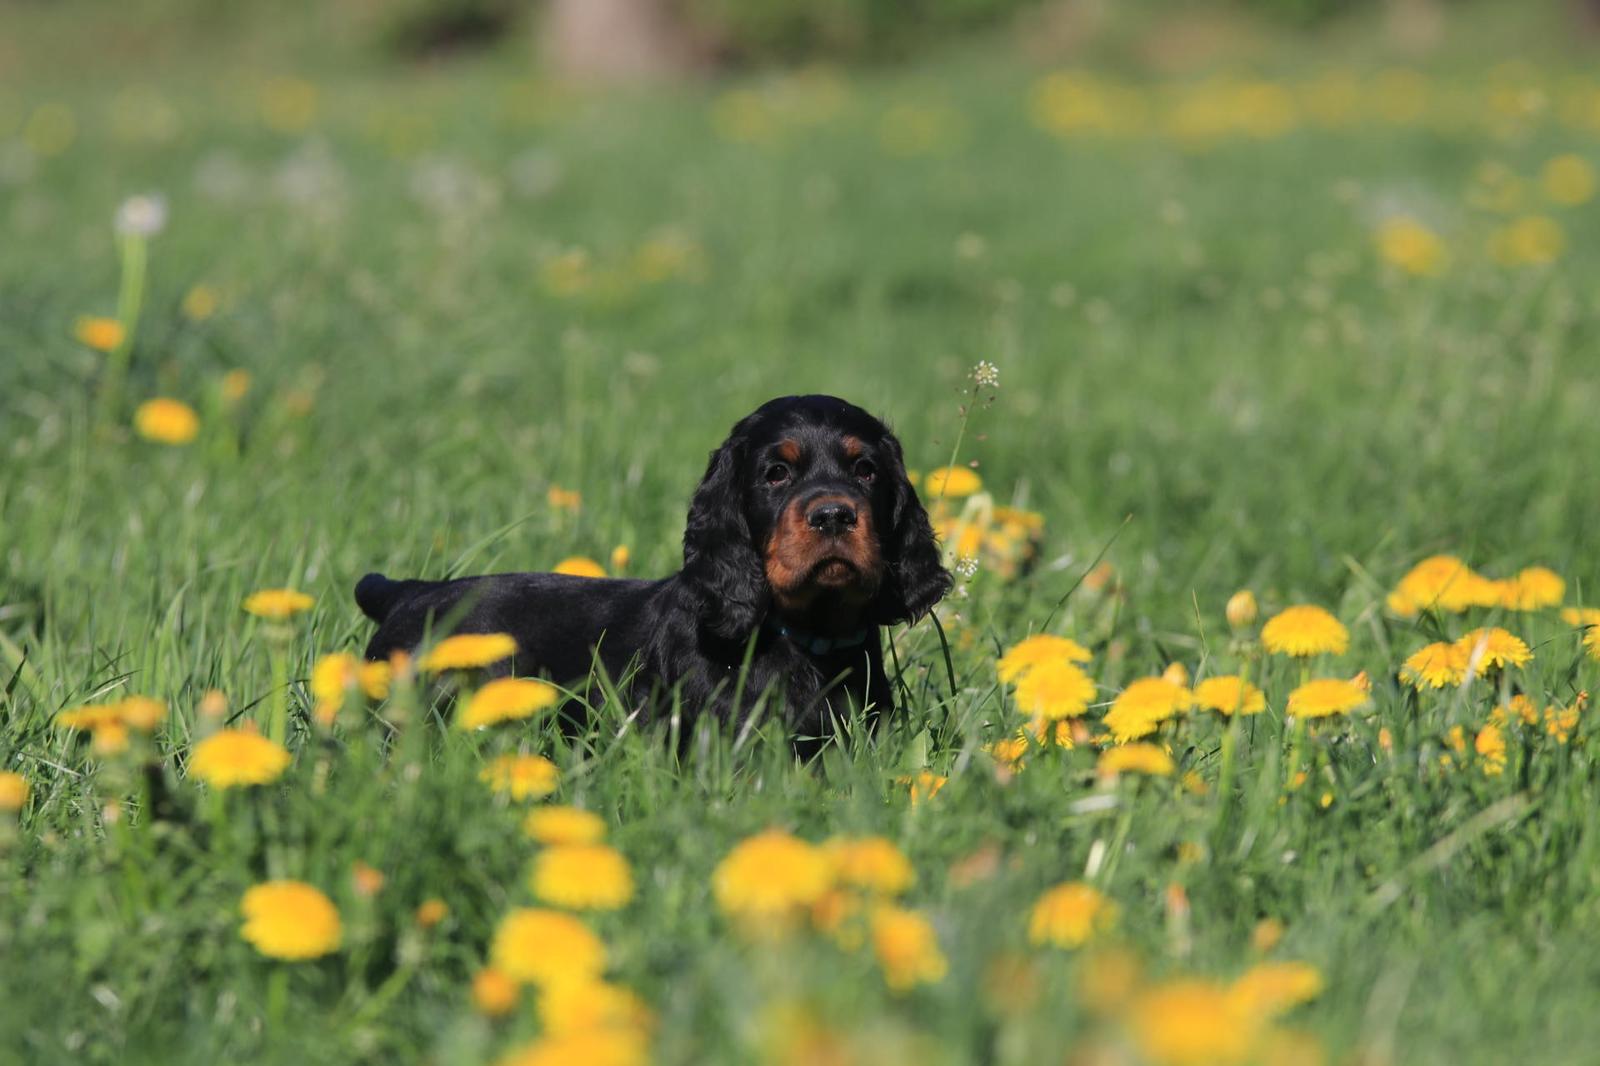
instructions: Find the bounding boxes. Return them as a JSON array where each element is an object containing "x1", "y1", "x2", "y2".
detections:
[
  {"x1": 134, "y1": 398, "x2": 200, "y2": 445},
  {"x1": 538, "y1": 979, "x2": 653, "y2": 1037},
  {"x1": 902, "y1": 770, "x2": 947, "y2": 807},
  {"x1": 1388, "y1": 554, "x2": 1498, "y2": 615},
  {"x1": 491, "y1": 907, "x2": 606, "y2": 987},
  {"x1": 1098, "y1": 743, "x2": 1176, "y2": 778},
  {"x1": 1229, "y1": 960, "x2": 1324, "y2": 1017},
  {"x1": 472, "y1": 967, "x2": 519, "y2": 1017},
  {"x1": 553, "y1": 557, "x2": 607, "y2": 578},
  {"x1": 240, "y1": 880, "x2": 341, "y2": 960},
  {"x1": 870, "y1": 905, "x2": 947, "y2": 991},
  {"x1": 242, "y1": 587, "x2": 314, "y2": 620},
  {"x1": 823, "y1": 836, "x2": 915, "y2": 896},
  {"x1": 55, "y1": 696, "x2": 166, "y2": 734},
  {"x1": 459, "y1": 678, "x2": 559, "y2": 730},
  {"x1": 1490, "y1": 215, "x2": 1565, "y2": 266},
  {"x1": 189, "y1": 729, "x2": 292, "y2": 788},
  {"x1": 1497, "y1": 566, "x2": 1564, "y2": 610},
  {"x1": 0, "y1": 771, "x2": 29, "y2": 812},
  {"x1": 713, "y1": 829, "x2": 833, "y2": 921},
  {"x1": 74, "y1": 315, "x2": 125, "y2": 352},
  {"x1": 1541, "y1": 153, "x2": 1596, "y2": 206},
  {"x1": 1131, "y1": 979, "x2": 1258, "y2": 1066},
  {"x1": 531, "y1": 843, "x2": 635, "y2": 910},
  {"x1": 497, "y1": 1030, "x2": 647, "y2": 1066},
  {"x1": 421, "y1": 632, "x2": 516, "y2": 672},
  {"x1": 1375, "y1": 217, "x2": 1446, "y2": 276},
  {"x1": 1027, "y1": 881, "x2": 1116, "y2": 948},
  {"x1": 924, "y1": 466, "x2": 982, "y2": 498},
  {"x1": 1261, "y1": 605, "x2": 1348, "y2": 657},
  {"x1": 480, "y1": 754, "x2": 559, "y2": 801},
  {"x1": 525, "y1": 806, "x2": 607, "y2": 845}
]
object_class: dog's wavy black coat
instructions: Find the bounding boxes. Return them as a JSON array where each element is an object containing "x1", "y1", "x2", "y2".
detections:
[{"x1": 356, "y1": 395, "x2": 950, "y2": 739}]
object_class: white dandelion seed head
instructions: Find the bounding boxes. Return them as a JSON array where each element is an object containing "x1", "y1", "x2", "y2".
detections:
[
  {"x1": 970, "y1": 361, "x2": 1000, "y2": 389},
  {"x1": 115, "y1": 193, "x2": 167, "y2": 237}
]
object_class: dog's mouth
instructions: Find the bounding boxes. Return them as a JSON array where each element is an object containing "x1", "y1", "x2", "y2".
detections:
[{"x1": 808, "y1": 558, "x2": 859, "y2": 587}]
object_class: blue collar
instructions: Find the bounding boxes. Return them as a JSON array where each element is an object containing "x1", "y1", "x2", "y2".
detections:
[{"x1": 767, "y1": 619, "x2": 871, "y2": 656}]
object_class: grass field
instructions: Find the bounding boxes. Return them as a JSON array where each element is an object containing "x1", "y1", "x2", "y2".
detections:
[{"x1": 6, "y1": 5, "x2": 1600, "y2": 1063}]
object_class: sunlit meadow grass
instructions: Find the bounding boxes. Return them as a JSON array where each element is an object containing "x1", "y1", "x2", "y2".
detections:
[{"x1": 6, "y1": 10, "x2": 1600, "y2": 1064}]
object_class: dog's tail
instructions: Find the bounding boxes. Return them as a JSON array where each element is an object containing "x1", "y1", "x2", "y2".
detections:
[{"x1": 354, "y1": 572, "x2": 408, "y2": 623}]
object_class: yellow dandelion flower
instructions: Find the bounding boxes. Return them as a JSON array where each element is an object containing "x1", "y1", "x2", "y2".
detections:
[
  {"x1": 188, "y1": 729, "x2": 291, "y2": 788},
  {"x1": 1251, "y1": 917, "x2": 1284, "y2": 953},
  {"x1": 1490, "y1": 694, "x2": 1540, "y2": 727},
  {"x1": 242, "y1": 587, "x2": 314, "y2": 620},
  {"x1": 713, "y1": 829, "x2": 833, "y2": 920},
  {"x1": 1387, "y1": 555, "x2": 1498, "y2": 615},
  {"x1": 531, "y1": 844, "x2": 635, "y2": 911},
  {"x1": 92, "y1": 722, "x2": 130, "y2": 756},
  {"x1": 1013, "y1": 660, "x2": 1096, "y2": 720},
  {"x1": 0, "y1": 771, "x2": 29, "y2": 812},
  {"x1": 1193, "y1": 676, "x2": 1266, "y2": 716},
  {"x1": 133, "y1": 398, "x2": 200, "y2": 445},
  {"x1": 823, "y1": 836, "x2": 915, "y2": 896},
  {"x1": 1225, "y1": 589, "x2": 1259, "y2": 628},
  {"x1": 351, "y1": 861, "x2": 385, "y2": 897},
  {"x1": 460, "y1": 677, "x2": 559, "y2": 730},
  {"x1": 1375, "y1": 216, "x2": 1447, "y2": 276},
  {"x1": 1560, "y1": 606, "x2": 1600, "y2": 629},
  {"x1": 1456, "y1": 627, "x2": 1532, "y2": 672},
  {"x1": 496, "y1": 1030, "x2": 648, "y2": 1066},
  {"x1": 810, "y1": 888, "x2": 864, "y2": 949},
  {"x1": 1287, "y1": 679, "x2": 1370, "y2": 719},
  {"x1": 221, "y1": 369, "x2": 252, "y2": 402},
  {"x1": 472, "y1": 966, "x2": 519, "y2": 1017},
  {"x1": 480, "y1": 754, "x2": 559, "y2": 801},
  {"x1": 1542, "y1": 154, "x2": 1596, "y2": 206},
  {"x1": 311, "y1": 652, "x2": 360, "y2": 711},
  {"x1": 1546, "y1": 695, "x2": 1585, "y2": 744},
  {"x1": 182, "y1": 283, "x2": 220, "y2": 321},
  {"x1": 1098, "y1": 743, "x2": 1176, "y2": 778},
  {"x1": 525, "y1": 806, "x2": 607, "y2": 845},
  {"x1": 74, "y1": 315, "x2": 125, "y2": 352},
  {"x1": 546, "y1": 486, "x2": 582, "y2": 511},
  {"x1": 552, "y1": 556, "x2": 607, "y2": 578},
  {"x1": 997, "y1": 633, "x2": 1093, "y2": 684},
  {"x1": 538, "y1": 979, "x2": 653, "y2": 1037},
  {"x1": 1492, "y1": 214, "x2": 1565, "y2": 265},
  {"x1": 117, "y1": 696, "x2": 166, "y2": 732},
  {"x1": 870, "y1": 905, "x2": 948, "y2": 991},
  {"x1": 1475, "y1": 723, "x2": 1507, "y2": 776},
  {"x1": 1027, "y1": 881, "x2": 1116, "y2": 948},
  {"x1": 1261, "y1": 605, "x2": 1348, "y2": 657},
  {"x1": 1587, "y1": 627, "x2": 1600, "y2": 662},
  {"x1": 421, "y1": 632, "x2": 517, "y2": 672},
  {"x1": 924, "y1": 466, "x2": 982, "y2": 498},
  {"x1": 1131, "y1": 979, "x2": 1259, "y2": 1066},
  {"x1": 1229, "y1": 961, "x2": 1324, "y2": 1018},
  {"x1": 54, "y1": 703, "x2": 127, "y2": 732},
  {"x1": 1103, "y1": 678, "x2": 1192, "y2": 742},
  {"x1": 1025, "y1": 717, "x2": 1077, "y2": 749},
  {"x1": 491, "y1": 908, "x2": 606, "y2": 987},
  {"x1": 1497, "y1": 566, "x2": 1564, "y2": 610},
  {"x1": 240, "y1": 880, "x2": 342, "y2": 960},
  {"x1": 415, "y1": 898, "x2": 449, "y2": 928},
  {"x1": 902, "y1": 770, "x2": 947, "y2": 807},
  {"x1": 1399, "y1": 642, "x2": 1469, "y2": 690},
  {"x1": 987, "y1": 735, "x2": 1030, "y2": 771},
  {"x1": 609, "y1": 545, "x2": 630, "y2": 572}
]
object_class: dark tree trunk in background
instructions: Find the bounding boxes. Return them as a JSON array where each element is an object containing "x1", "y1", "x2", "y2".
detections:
[{"x1": 543, "y1": 0, "x2": 697, "y2": 81}]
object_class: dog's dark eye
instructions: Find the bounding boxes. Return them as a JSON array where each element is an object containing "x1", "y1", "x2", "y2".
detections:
[
  {"x1": 764, "y1": 463, "x2": 792, "y2": 486},
  {"x1": 853, "y1": 459, "x2": 876, "y2": 483}
]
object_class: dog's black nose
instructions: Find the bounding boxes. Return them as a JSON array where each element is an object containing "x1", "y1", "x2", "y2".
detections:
[{"x1": 807, "y1": 501, "x2": 857, "y2": 536}]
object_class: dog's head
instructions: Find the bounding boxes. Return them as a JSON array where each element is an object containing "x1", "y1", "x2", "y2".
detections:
[{"x1": 681, "y1": 395, "x2": 951, "y2": 643}]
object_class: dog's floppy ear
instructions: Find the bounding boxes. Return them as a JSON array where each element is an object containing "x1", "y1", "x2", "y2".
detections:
[
  {"x1": 872, "y1": 432, "x2": 952, "y2": 626},
  {"x1": 680, "y1": 426, "x2": 769, "y2": 642}
]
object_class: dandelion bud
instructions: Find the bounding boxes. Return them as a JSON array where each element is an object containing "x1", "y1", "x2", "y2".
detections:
[
  {"x1": 352, "y1": 861, "x2": 385, "y2": 898},
  {"x1": 415, "y1": 898, "x2": 449, "y2": 929},
  {"x1": 1161, "y1": 662, "x2": 1190, "y2": 687},
  {"x1": 1225, "y1": 589, "x2": 1258, "y2": 628},
  {"x1": 198, "y1": 689, "x2": 228, "y2": 722}
]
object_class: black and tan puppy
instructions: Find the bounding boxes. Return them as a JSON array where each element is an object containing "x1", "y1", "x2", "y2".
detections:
[{"x1": 355, "y1": 395, "x2": 950, "y2": 738}]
